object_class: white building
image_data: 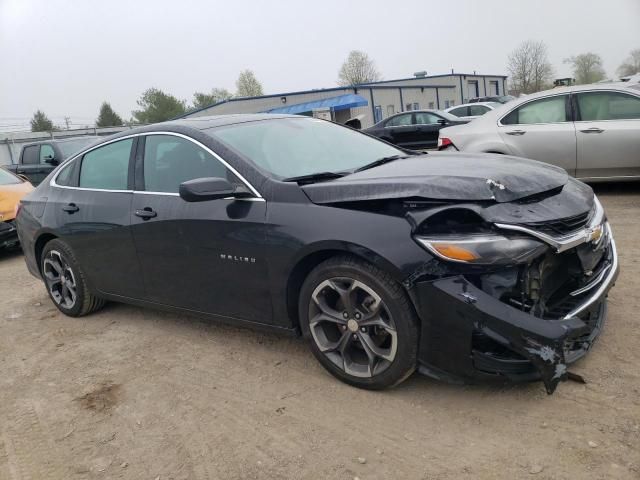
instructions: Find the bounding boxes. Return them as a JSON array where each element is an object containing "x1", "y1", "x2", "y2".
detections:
[{"x1": 182, "y1": 71, "x2": 507, "y2": 129}]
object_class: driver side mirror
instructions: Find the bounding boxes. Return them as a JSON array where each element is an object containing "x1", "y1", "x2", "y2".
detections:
[
  {"x1": 437, "y1": 119, "x2": 448, "y2": 125},
  {"x1": 179, "y1": 177, "x2": 252, "y2": 202},
  {"x1": 44, "y1": 156, "x2": 59, "y2": 166}
]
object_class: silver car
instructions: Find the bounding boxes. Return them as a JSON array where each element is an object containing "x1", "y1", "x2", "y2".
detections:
[
  {"x1": 438, "y1": 83, "x2": 640, "y2": 181},
  {"x1": 444, "y1": 101, "x2": 502, "y2": 121}
]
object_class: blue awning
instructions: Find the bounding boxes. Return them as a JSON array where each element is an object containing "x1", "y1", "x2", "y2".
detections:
[{"x1": 266, "y1": 93, "x2": 368, "y2": 115}]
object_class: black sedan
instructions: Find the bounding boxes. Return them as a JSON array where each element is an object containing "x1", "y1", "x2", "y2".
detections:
[
  {"x1": 16, "y1": 115, "x2": 618, "y2": 394},
  {"x1": 363, "y1": 110, "x2": 468, "y2": 150}
]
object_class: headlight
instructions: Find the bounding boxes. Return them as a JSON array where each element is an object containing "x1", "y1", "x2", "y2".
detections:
[{"x1": 415, "y1": 234, "x2": 548, "y2": 265}]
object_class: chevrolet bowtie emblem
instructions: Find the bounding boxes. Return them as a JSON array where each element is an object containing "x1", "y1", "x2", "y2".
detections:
[{"x1": 587, "y1": 224, "x2": 603, "y2": 244}]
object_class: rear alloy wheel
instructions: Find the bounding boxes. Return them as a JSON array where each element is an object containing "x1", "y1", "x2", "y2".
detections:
[
  {"x1": 43, "y1": 250, "x2": 78, "y2": 310},
  {"x1": 300, "y1": 256, "x2": 418, "y2": 389},
  {"x1": 41, "y1": 239, "x2": 105, "y2": 317}
]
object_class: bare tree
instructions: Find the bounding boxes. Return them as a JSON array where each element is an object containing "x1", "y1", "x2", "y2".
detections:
[
  {"x1": 617, "y1": 48, "x2": 640, "y2": 77},
  {"x1": 337, "y1": 50, "x2": 381, "y2": 86},
  {"x1": 507, "y1": 40, "x2": 554, "y2": 95},
  {"x1": 235, "y1": 70, "x2": 263, "y2": 97},
  {"x1": 564, "y1": 53, "x2": 606, "y2": 84}
]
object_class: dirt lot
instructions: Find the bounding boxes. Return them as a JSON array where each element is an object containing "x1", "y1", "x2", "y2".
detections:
[{"x1": 0, "y1": 184, "x2": 639, "y2": 480}]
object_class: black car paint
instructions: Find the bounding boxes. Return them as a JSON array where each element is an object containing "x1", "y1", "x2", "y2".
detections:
[
  {"x1": 364, "y1": 111, "x2": 468, "y2": 150},
  {"x1": 16, "y1": 115, "x2": 617, "y2": 394}
]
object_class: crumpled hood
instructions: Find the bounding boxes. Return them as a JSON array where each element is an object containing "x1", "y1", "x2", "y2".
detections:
[{"x1": 302, "y1": 152, "x2": 569, "y2": 204}]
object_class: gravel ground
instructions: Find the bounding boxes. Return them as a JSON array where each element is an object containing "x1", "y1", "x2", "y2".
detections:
[{"x1": 0, "y1": 183, "x2": 639, "y2": 480}]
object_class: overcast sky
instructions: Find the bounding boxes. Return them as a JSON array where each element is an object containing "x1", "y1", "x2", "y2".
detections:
[{"x1": 1, "y1": 0, "x2": 639, "y2": 132}]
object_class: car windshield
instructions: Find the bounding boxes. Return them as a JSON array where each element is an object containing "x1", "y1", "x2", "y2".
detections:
[
  {"x1": 208, "y1": 117, "x2": 404, "y2": 179},
  {"x1": 497, "y1": 95, "x2": 515, "y2": 103},
  {"x1": 0, "y1": 168, "x2": 21, "y2": 185},
  {"x1": 58, "y1": 137, "x2": 99, "y2": 158}
]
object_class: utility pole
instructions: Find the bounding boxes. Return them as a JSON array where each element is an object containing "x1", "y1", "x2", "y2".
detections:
[{"x1": 64, "y1": 117, "x2": 71, "y2": 130}]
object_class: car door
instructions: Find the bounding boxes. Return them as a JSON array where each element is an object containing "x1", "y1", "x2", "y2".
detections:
[
  {"x1": 574, "y1": 90, "x2": 640, "y2": 179},
  {"x1": 17, "y1": 145, "x2": 50, "y2": 186},
  {"x1": 497, "y1": 94, "x2": 577, "y2": 175},
  {"x1": 413, "y1": 112, "x2": 446, "y2": 149},
  {"x1": 130, "y1": 133, "x2": 272, "y2": 324},
  {"x1": 382, "y1": 113, "x2": 416, "y2": 147},
  {"x1": 49, "y1": 137, "x2": 145, "y2": 298}
]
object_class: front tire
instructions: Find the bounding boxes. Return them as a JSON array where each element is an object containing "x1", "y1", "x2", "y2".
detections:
[
  {"x1": 299, "y1": 255, "x2": 419, "y2": 389},
  {"x1": 41, "y1": 239, "x2": 105, "y2": 317}
]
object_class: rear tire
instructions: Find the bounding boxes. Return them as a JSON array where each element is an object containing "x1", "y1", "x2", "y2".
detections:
[
  {"x1": 41, "y1": 239, "x2": 106, "y2": 317},
  {"x1": 299, "y1": 255, "x2": 419, "y2": 389}
]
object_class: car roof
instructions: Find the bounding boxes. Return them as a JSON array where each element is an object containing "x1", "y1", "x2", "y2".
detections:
[
  {"x1": 446, "y1": 102, "x2": 499, "y2": 109},
  {"x1": 165, "y1": 113, "x2": 301, "y2": 131},
  {"x1": 22, "y1": 136, "x2": 101, "y2": 148},
  {"x1": 515, "y1": 82, "x2": 640, "y2": 101}
]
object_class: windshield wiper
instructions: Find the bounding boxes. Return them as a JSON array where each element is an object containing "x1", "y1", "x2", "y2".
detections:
[
  {"x1": 353, "y1": 155, "x2": 409, "y2": 173},
  {"x1": 282, "y1": 171, "x2": 348, "y2": 184}
]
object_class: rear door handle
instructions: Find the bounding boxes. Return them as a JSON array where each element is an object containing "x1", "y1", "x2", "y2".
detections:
[
  {"x1": 505, "y1": 130, "x2": 526, "y2": 136},
  {"x1": 62, "y1": 203, "x2": 79, "y2": 213},
  {"x1": 579, "y1": 128, "x2": 604, "y2": 134},
  {"x1": 135, "y1": 208, "x2": 157, "y2": 220}
]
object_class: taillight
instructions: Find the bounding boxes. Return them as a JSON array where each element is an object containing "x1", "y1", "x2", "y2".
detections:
[
  {"x1": 437, "y1": 137, "x2": 454, "y2": 150},
  {"x1": 15, "y1": 202, "x2": 22, "y2": 218}
]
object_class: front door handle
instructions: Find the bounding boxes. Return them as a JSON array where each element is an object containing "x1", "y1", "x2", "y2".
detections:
[
  {"x1": 579, "y1": 127, "x2": 604, "y2": 134},
  {"x1": 505, "y1": 130, "x2": 526, "y2": 136},
  {"x1": 62, "y1": 203, "x2": 79, "y2": 214},
  {"x1": 135, "y1": 207, "x2": 157, "y2": 220}
]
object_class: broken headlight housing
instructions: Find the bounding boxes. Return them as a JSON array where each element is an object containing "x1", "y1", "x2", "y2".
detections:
[{"x1": 415, "y1": 234, "x2": 548, "y2": 265}]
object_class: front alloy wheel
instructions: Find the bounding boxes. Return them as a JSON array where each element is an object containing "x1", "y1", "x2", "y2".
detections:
[
  {"x1": 309, "y1": 278, "x2": 398, "y2": 378},
  {"x1": 300, "y1": 256, "x2": 418, "y2": 390}
]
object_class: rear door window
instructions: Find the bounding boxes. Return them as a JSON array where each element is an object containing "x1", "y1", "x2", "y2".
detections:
[
  {"x1": 79, "y1": 139, "x2": 133, "y2": 190},
  {"x1": 22, "y1": 145, "x2": 39, "y2": 164},
  {"x1": 414, "y1": 112, "x2": 441, "y2": 125},
  {"x1": 448, "y1": 106, "x2": 469, "y2": 117},
  {"x1": 501, "y1": 95, "x2": 568, "y2": 125},
  {"x1": 385, "y1": 114, "x2": 412, "y2": 127},
  {"x1": 576, "y1": 91, "x2": 640, "y2": 121},
  {"x1": 469, "y1": 105, "x2": 490, "y2": 116}
]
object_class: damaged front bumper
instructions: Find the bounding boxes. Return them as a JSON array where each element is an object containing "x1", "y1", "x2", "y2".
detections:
[{"x1": 411, "y1": 225, "x2": 619, "y2": 394}]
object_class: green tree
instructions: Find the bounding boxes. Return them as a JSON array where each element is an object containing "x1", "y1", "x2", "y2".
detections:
[
  {"x1": 132, "y1": 88, "x2": 187, "y2": 124},
  {"x1": 337, "y1": 50, "x2": 381, "y2": 86},
  {"x1": 617, "y1": 49, "x2": 640, "y2": 77},
  {"x1": 235, "y1": 70, "x2": 263, "y2": 97},
  {"x1": 192, "y1": 88, "x2": 233, "y2": 109},
  {"x1": 564, "y1": 53, "x2": 606, "y2": 84},
  {"x1": 95, "y1": 102, "x2": 124, "y2": 127},
  {"x1": 30, "y1": 110, "x2": 55, "y2": 132}
]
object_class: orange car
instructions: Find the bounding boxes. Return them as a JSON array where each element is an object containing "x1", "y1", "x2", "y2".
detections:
[{"x1": 0, "y1": 168, "x2": 33, "y2": 249}]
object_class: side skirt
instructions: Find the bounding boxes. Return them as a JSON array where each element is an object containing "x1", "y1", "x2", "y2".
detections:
[{"x1": 97, "y1": 291, "x2": 300, "y2": 337}]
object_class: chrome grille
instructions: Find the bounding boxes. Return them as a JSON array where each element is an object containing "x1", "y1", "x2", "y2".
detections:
[{"x1": 518, "y1": 211, "x2": 590, "y2": 237}]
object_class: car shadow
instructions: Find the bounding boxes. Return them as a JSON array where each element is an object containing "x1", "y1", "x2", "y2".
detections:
[
  {"x1": 590, "y1": 181, "x2": 640, "y2": 197},
  {"x1": 0, "y1": 246, "x2": 23, "y2": 262}
]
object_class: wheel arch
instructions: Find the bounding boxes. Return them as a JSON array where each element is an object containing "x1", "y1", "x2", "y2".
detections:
[
  {"x1": 285, "y1": 242, "x2": 406, "y2": 332},
  {"x1": 34, "y1": 232, "x2": 58, "y2": 274}
]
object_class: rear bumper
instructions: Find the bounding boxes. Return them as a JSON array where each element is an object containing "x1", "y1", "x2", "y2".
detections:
[{"x1": 412, "y1": 234, "x2": 619, "y2": 394}]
